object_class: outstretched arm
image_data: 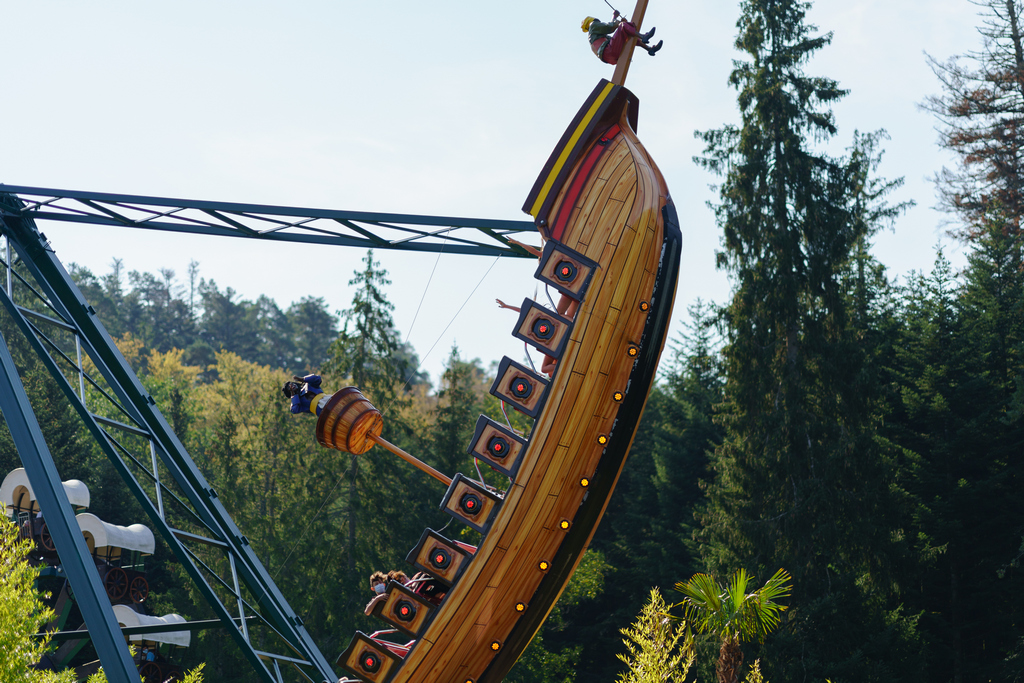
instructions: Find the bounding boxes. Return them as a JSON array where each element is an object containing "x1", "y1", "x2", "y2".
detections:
[
  {"x1": 496, "y1": 299, "x2": 522, "y2": 312},
  {"x1": 506, "y1": 238, "x2": 542, "y2": 258}
]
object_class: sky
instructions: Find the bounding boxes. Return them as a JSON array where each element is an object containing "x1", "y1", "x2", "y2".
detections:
[{"x1": 1, "y1": 0, "x2": 985, "y2": 385}]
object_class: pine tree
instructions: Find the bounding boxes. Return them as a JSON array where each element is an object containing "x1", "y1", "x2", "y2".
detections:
[
  {"x1": 324, "y1": 251, "x2": 419, "y2": 592},
  {"x1": 924, "y1": 0, "x2": 1024, "y2": 240},
  {"x1": 327, "y1": 250, "x2": 406, "y2": 399},
  {"x1": 197, "y1": 280, "x2": 258, "y2": 362},
  {"x1": 918, "y1": 2, "x2": 1024, "y2": 673},
  {"x1": 886, "y1": 234, "x2": 1024, "y2": 682},
  {"x1": 430, "y1": 346, "x2": 484, "y2": 478},
  {"x1": 287, "y1": 296, "x2": 337, "y2": 371},
  {"x1": 247, "y1": 294, "x2": 297, "y2": 370},
  {"x1": 695, "y1": 1, "x2": 919, "y2": 679},
  {"x1": 660, "y1": 300, "x2": 725, "y2": 556}
]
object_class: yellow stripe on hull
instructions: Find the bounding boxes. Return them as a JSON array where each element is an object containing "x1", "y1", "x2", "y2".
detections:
[{"x1": 526, "y1": 82, "x2": 616, "y2": 218}]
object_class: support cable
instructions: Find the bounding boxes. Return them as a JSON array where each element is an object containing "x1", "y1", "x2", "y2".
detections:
[
  {"x1": 383, "y1": 255, "x2": 501, "y2": 418},
  {"x1": 403, "y1": 227, "x2": 450, "y2": 346},
  {"x1": 271, "y1": 471, "x2": 348, "y2": 582}
]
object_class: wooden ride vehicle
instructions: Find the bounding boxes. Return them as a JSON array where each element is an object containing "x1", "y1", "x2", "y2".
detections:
[{"x1": 329, "y1": 70, "x2": 681, "y2": 683}]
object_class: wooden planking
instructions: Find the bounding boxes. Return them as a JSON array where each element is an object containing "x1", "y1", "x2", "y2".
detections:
[
  {"x1": 422, "y1": 448, "x2": 568, "y2": 653},
  {"x1": 609, "y1": 215, "x2": 657, "y2": 315},
  {"x1": 483, "y1": 547, "x2": 507, "y2": 588},
  {"x1": 538, "y1": 443, "x2": 581, "y2": 506},
  {"x1": 563, "y1": 138, "x2": 632, "y2": 250},
  {"x1": 479, "y1": 225, "x2": 647, "y2": 614},
  {"x1": 559, "y1": 329, "x2": 620, "y2": 451},
  {"x1": 605, "y1": 188, "x2": 638, "y2": 250},
  {"x1": 567, "y1": 151, "x2": 635, "y2": 255},
  {"x1": 598, "y1": 136, "x2": 633, "y2": 181},
  {"x1": 542, "y1": 163, "x2": 657, "y2": 485},
  {"x1": 445, "y1": 519, "x2": 570, "y2": 680},
  {"x1": 542, "y1": 493, "x2": 570, "y2": 532},
  {"x1": 614, "y1": 222, "x2": 657, "y2": 321},
  {"x1": 430, "y1": 328, "x2": 609, "y2": 664},
  {"x1": 448, "y1": 296, "x2": 656, "y2": 679},
  {"x1": 391, "y1": 107, "x2": 670, "y2": 683},
  {"x1": 423, "y1": 365, "x2": 599, "y2": 675},
  {"x1": 555, "y1": 372, "x2": 588, "y2": 450},
  {"x1": 583, "y1": 183, "x2": 634, "y2": 255},
  {"x1": 427, "y1": 520, "x2": 556, "y2": 679}
]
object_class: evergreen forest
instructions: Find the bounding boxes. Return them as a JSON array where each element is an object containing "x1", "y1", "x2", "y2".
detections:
[{"x1": 2, "y1": 1, "x2": 1024, "y2": 681}]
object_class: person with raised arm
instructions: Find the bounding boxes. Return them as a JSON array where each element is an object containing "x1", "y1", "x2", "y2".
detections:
[{"x1": 582, "y1": 11, "x2": 662, "y2": 64}]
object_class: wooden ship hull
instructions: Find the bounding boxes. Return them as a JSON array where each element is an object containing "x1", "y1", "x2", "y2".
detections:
[{"x1": 333, "y1": 78, "x2": 681, "y2": 683}]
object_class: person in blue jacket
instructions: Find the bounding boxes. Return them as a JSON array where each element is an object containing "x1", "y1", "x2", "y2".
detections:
[{"x1": 282, "y1": 374, "x2": 331, "y2": 416}]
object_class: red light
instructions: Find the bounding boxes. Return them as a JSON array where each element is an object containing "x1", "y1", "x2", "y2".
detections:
[
  {"x1": 401, "y1": 607, "x2": 410, "y2": 616},
  {"x1": 435, "y1": 554, "x2": 444, "y2": 563},
  {"x1": 364, "y1": 658, "x2": 374, "y2": 667},
  {"x1": 494, "y1": 443, "x2": 503, "y2": 452}
]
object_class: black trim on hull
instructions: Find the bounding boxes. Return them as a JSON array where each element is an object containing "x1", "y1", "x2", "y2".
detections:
[{"x1": 478, "y1": 200, "x2": 682, "y2": 682}]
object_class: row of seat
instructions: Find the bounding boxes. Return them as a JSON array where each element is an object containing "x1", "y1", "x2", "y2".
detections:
[{"x1": 336, "y1": 242, "x2": 600, "y2": 683}]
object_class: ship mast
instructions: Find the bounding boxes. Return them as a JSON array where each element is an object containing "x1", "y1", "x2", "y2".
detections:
[{"x1": 611, "y1": 0, "x2": 650, "y2": 86}]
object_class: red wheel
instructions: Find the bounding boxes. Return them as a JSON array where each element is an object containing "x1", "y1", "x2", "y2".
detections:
[
  {"x1": 39, "y1": 523, "x2": 55, "y2": 552},
  {"x1": 130, "y1": 575, "x2": 149, "y2": 603},
  {"x1": 138, "y1": 661, "x2": 161, "y2": 683},
  {"x1": 104, "y1": 567, "x2": 128, "y2": 601}
]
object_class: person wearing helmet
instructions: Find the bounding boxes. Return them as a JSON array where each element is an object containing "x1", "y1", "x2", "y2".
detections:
[{"x1": 582, "y1": 11, "x2": 662, "y2": 64}]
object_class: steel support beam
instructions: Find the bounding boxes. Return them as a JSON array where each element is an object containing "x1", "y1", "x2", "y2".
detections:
[
  {"x1": 0, "y1": 332, "x2": 139, "y2": 683},
  {"x1": 0, "y1": 184, "x2": 538, "y2": 257},
  {"x1": 0, "y1": 197, "x2": 337, "y2": 682}
]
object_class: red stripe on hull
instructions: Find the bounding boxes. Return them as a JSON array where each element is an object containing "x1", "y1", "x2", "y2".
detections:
[{"x1": 550, "y1": 124, "x2": 621, "y2": 242}]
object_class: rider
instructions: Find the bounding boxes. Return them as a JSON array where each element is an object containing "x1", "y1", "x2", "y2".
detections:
[
  {"x1": 583, "y1": 12, "x2": 662, "y2": 64},
  {"x1": 364, "y1": 569, "x2": 448, "y2": 615},
  {"x1": 282, "y1": 374, "x2": 331, "y2": 416}
]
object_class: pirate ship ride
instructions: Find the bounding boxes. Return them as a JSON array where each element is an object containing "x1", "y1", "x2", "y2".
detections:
[
  {"x1": 0, "y1": 1, "x2": 677, "y2": 680},
  {"x1": 327, "y1": 3, "x2": 681, "y2": 681}
]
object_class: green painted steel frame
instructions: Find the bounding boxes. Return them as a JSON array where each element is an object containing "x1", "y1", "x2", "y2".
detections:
[
  {"x1": 0, "y1": 332, "x2": 140, "y2": 683},
  {"x1": 0, "y1": 184, "x2": 538, "y2": 258},
  {"x1": 0, "y1": 197, "x2": 336, "y2": 683}
]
